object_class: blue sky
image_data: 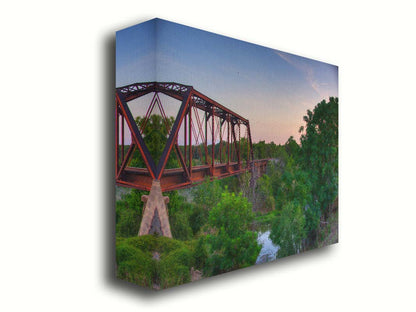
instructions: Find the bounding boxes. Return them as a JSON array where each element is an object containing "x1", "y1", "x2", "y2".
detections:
[{"x1": 116, "y1": 18, "x2": 338, "y2": 144}]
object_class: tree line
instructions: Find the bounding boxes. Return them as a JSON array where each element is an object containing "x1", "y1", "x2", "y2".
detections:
[{"x1": 115, "y1": 97, "x2": 338, "y2": 288}]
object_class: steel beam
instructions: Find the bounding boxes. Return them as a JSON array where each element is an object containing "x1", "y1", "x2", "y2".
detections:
[
  {"x1": 115, "y1": 82, "x2": 261, "y2": 192},
  {"x1": 155, "y1": 87, "x2": 193, "y2": 180},
  {"x1": 116, "y1": 91, "x2": 157, "y2": 178}
]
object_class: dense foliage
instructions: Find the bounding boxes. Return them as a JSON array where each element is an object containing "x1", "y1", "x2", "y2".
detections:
[
  {"x1": 129, "y1": 114, "x2": 178, "y2": 168},
  {"x1": 204, "y1": 191, "x2": 260, "y2": 275},
  {"x1": 116, "y1": 235, "x2": 193, "y2": 288},
  {"x1": 116, "y1": 189, "x2": 145, "y2": 237},
  {"x1": 115, "y1": 97, "x2": 338, "y2": 287},
  {"x1": 270, "y1": 202, "x2": 305, "y2": 257},
  {"x1": 165, "y1": 191, "x2": 193, "y2": 241},
  {"x1": 299, "y1": 97, "x2": 338, "y2": 220},
  {"x1": 270, "y1": 97, "x2": 338, "y2": 254},
  {"x1": 190, "y1": 178, "x2": 222, "y2": 235}
]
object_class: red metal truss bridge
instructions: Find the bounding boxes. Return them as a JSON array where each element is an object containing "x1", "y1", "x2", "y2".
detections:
[{"x1": 115, "y1": 81, "x2": 269, "y2": 193}]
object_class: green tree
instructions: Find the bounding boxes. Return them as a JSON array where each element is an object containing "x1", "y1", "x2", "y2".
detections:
[
  {"x1": 299, "y1": 97, "x2": 338, "y2": 220},
  {"x1": 190, "y1": 178, "x2": 223, "y2": 234},
  {"x1": 204, "y1": 191, "x2": 260, "y2": 275},
  {"x1": 116, "y1": 235, "x2": 194, "y2": 289},
  {"x1": 133, "y1": 114, "x2": 178, "y2": 168},
  {"x1": 285, "y1": 136, "x2": 300, "y2": 159},
  {"x1": 270, "y1": 202, "x2": 306, "y2": 258},
  {"x1": 167, "y1": 191, "x2": 193, "y2": 241},
  {"x1": 193, "y1": 236, "x2": 208, "y2": 269},
  {"x1": 274, "y1": 157, "x2": 312, "y2": 210},
  {"x1": 239, "y1": 137, "x2": 250, "y2": 164},
  {"x1": 275, "y1": 144, "x2": 289, "y2": 165},
  {"x1": 253, "y1": 174, "x2": 275, "y2": 213},
  {"x1": 237, "y1": 171, "x2": 252, "y2": 200},
  {"x1": 253, "y1": 140, "x2": 267, "y2": 159},
  {"x1": 115, "y1": 189, "x2": 145, "y2": 237}
]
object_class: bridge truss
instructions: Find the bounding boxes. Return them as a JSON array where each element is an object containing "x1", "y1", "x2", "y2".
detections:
[{"x1": 115, "y1": 82, "x2": 265, "y2": 192}]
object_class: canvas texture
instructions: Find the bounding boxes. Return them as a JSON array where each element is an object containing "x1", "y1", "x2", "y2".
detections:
[{"x1": 115, "y1": 18, "x2": 338, "y2": 290}]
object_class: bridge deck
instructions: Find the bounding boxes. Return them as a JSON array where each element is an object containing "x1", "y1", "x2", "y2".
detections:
[{"x1": 116, "y1": 159, "x2": 269, "y2": 192}]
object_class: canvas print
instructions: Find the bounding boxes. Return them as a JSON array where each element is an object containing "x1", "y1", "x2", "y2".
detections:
[{"x1": 115, "y1": 18, "x2": 338, "y2": 290}]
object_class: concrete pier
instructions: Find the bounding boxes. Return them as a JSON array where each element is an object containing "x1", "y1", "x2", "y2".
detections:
[{"x1": 138, "y1": 180, "x2": 172, "y2": 237}]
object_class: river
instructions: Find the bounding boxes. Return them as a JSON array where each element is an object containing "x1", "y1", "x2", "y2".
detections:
[{"x1": 256, "y1": 230, "x2": 279, "y2": 264}]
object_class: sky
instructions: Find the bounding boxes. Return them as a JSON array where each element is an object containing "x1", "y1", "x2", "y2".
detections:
[{"x1": 116, "y1": 18, "x2": 338, "y2": 145}]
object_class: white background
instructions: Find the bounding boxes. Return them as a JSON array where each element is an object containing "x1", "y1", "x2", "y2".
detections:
[{"x1": 1, "y1": 1, "x2": 415, "y2": 311}]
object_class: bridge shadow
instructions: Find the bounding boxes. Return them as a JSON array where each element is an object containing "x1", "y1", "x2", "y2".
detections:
[{"x1": 100, "y1": 23, "x2": 337, "y2": 299}]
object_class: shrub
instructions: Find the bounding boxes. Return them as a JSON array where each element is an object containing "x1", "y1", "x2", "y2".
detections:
[
  {"x1": 203, "y1": 191, "x2": 260, "y2": 276},
  {"x1": 155, "y1": 236, "x2": 186, "y2": 254},
  {"x1": 170, "y1": 210, "x2": 193, "y2": 241},
  {"x1": 115, "y1": 235, "x2": 195, "y2": 288},
  {"x1": 122, "y1": 235, "x2": 157, "y2": 253},
  {"x1": 270, "y1": 202, "x2": 306, "y2": 258},
  {"x1": 254, "y1": 174, "x2": 275, "y2": 213},
  {"x1": 115, "y1": 189, "x2": 145, "y2": 237},
  {"x1": 116, "y1": 239, "x2": 155, "y2": 287},
  {"x1": 166, "y1": 191, "x2": 193, "y2": 241},
  {"x1": 208, "y1": 192, "x2": 254, "y2": 238},
  {"x1": 193, "y1": 236, "x2": 208, "y2": 270},
  {"x1": 158, "y1": 247, "x2": 193, "y2": 288}
]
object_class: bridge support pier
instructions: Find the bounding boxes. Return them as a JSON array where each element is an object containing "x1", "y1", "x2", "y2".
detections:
[{"x1": 138, "y1": 180, "x2": 172, "y2": 238}]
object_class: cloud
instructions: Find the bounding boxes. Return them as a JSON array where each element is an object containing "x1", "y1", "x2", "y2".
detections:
[{"x1": 275, "y1": 50, "x2": 327, "y2": 99}]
